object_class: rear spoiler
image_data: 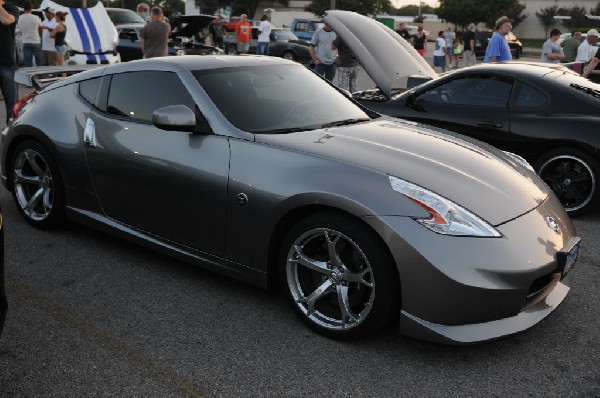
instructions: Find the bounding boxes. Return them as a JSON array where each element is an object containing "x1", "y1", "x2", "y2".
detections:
[{"x1": 15, "y1": 65, "x2": 101, "y2": 90}]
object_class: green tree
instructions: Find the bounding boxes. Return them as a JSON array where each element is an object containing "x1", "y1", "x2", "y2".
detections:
[
  {"x1": 591, "y1": 1, "x2": 600, "y2": 15},
  {"x1": 305, "y1": 0, "x2": 393, "y2": 18},
  {"x1": 437, "y1": 0, "x2": 526, "y2": 30},
  {"x1": 557, "y1": 5, "x2": 587, "y2": 29},
  {"x1": 535, "y1": 5, "x2": 559, "y2": 36}
]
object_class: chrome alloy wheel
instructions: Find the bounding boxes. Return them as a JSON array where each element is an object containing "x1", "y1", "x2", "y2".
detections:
[
  {"x1": 13, "y1": 148, "x2": 55, "y2": 221},
  {"x1": 538, "y1": 155, "x2": 596, "y2": 213},
  {"x1": 286, "y1": 228, "x2": 375, "y2": 331}
]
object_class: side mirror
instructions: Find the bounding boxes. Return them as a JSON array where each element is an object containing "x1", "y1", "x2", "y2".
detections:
[{"x1": 152, "y1": 105, "x2": 197, "y2": 132}]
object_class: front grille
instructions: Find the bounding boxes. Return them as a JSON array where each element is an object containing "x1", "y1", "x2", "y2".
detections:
[{"x1": 522, "y1": 272, "x2": 561, "y2": 310}]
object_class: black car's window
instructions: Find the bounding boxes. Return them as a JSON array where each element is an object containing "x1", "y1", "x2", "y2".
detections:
[
  {"x1": 193, "y1": 64, "x2": 370, "y2": 133},
  {"x1": 79, "y1": 77, "x2": 101, "y2": 106},
  {"x1": 106, "y1": 71, "x2": 196, "y2": 123},
  {"x1": 515, "y1": 83, "x2": 547, "y2": 108},
  {"x1": 272, "y1": 30, "x2": 298, "y2": 41},
  {"x1": 417, "y1": 76, "x2": 512, "y2": 107}
]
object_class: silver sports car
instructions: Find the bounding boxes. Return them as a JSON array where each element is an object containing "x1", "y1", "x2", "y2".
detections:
[{"x1": 1, "y1": 55, "x2": 580, "y2": 343}]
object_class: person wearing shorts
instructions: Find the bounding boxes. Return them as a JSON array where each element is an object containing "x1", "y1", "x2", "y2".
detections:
[{"x1": 433, "y1": 31, "x2": 447, "y2": 72}]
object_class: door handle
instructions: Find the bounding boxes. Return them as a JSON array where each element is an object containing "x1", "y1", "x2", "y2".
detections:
[
  {"x1": 83, "y1": 118, "x2": 97, "y2": 148},
  {"x1": 476, "y1": 121, "x2": 503, "y2": 128}
]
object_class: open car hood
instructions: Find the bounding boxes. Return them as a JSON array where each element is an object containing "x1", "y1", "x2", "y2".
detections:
[{"x1": 323, "y1": 10, "x2": 437, "y2": 97}]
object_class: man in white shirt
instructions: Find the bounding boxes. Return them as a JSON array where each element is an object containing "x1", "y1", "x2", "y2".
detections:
[
  {"x1": 40, "y1": 7, "x2": 57, "y2": 66},
  {"x1": 17, "y1": 1, "x2": 42, "y2": 67},
  {"x1": 257, "y1": 14, "x2": 271, "y2": 55},
  {"x1": 575, "y1": 29, "x2": 598, "y2": 62}
]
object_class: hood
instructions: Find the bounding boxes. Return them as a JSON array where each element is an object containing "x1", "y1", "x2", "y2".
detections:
[
  {"x1": 170, "y1": 15, "x2": 214, "y2": 39},
  {"x1": 257, "y1": 119, "x2": 549, "y2": 225},
  {"x1": 41, "y1": 1, "x2": 118, "y2": 59},
  {"x1": 323, "y1": 10, "x2": 437, "y2": 97}
]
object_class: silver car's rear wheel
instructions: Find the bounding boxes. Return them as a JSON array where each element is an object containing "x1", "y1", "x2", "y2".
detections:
[
  {"x1": 11, "y1": 141, "x2": 66, "y2": 229},
  {"x1": 281, "y1": 211, "x2": 399, "y2": 339}
]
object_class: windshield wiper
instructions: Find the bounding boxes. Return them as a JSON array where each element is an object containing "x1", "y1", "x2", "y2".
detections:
[
  {"x1": 320, "y1": 118, "x2": 369, "y2": 128},
  {"x1": 258, "y1": 126, "x2": 318, "y2": 134}
]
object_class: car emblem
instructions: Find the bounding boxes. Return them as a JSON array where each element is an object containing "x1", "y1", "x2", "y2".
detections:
[{"x1": 545, "y1": 216, "x2": 561, "y2": 233}]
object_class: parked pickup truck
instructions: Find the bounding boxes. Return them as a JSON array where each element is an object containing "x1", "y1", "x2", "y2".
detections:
[{"x1": 290, "y1": 18, "x2": 322, "y2": 41}]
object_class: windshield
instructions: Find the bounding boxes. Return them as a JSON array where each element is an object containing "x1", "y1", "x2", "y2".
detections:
[
  {"x1": 193, "y1": 65, "x2": 370, "y2": 133},
  {"x1": 108, "y1": 10, "x2": 145, "y2": 24},
  {"x1": 272, "y1": 29, "x2": 299, "y2": 41}
]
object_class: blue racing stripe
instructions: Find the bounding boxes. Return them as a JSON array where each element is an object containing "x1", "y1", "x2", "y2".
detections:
[
  {"x1": 81, "y1": 8, "x2": 107, "y2": 61},
  {"x1": 69, "y1": 8, "x2": 95, "y2": 62}
]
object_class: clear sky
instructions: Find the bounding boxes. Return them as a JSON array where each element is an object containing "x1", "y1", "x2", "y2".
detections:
[{"x1": 393, "y1": 0, "x2": 438, "y2": 8}]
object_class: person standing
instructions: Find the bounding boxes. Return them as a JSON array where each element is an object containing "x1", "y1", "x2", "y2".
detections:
[
  {"x1": 257, "y1": 14, "x2": 271, "y2": 55},
  {"x1": 582, "y1": 46, "x2": 600, "y2": 83},
  {"x1": 40, "y1": 7, "x2": 57, "y2": 66},
  {"x1": 331, "y1": 36, "x2": 359, "y2": 93},
  {"x1": 396, "y1": 22, "x2": 412, "y2": 42},
  {"x1": 17, "y1": 1, "x2": 42, "y2": 67},
  {"x1": 484, "y1": 16, "x2": 513, "y2": 63},
  {"x1": 0, "y1": 0, "x2": 18, "y2": 125},
  {"x1": 541, "y1": 28, "x2": 564, "y2": 63},
  {"x1": 452, "y1": 36, "x2": 463, "y2": 68},
  {"x1": 235, "y1": 14, "x2": 251, "y2": 55},
  {"x1": 208, "y1": 15, "x2": 226, "y2": 50},
  {"x1": 50, "y1": 11, "x2": 68, "y2": 66},
  {"x1": 140, "y1": 7, "x2": 170, "y2": 59},
  {"x1": 444, "y1": 27, "x2": 454, "y2": 66},
  {"x1": 463, "y1": 23, "x2": 476, "y2": 66},
  {"x1": 310, "y1": 21, "x2": 337, "y2": 81},
  {"x1": 575, "y1": 29, "x2": 599, "y2": 62},
  {"x1": 412, "y1": 26, "x2": 427, "y2": 57},
  {"x1": 561, "y1": 31, "x2": 581, "y2": 63},
  {"x1": 433, "y1": 31, "x2": 447, "y2": 72}
]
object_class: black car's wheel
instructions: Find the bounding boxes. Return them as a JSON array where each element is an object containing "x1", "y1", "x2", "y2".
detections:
[
  {"x1": 280, "y1": 211, "x2": 399, "y2": 339},
  {"x1": 282, "y1": 51, "x2": 296, "y2": 61},
  {"x1": 10, "y1": 141, "x2": 66, "y2": 229},
  {"x1": 535, "y1": 148, "x2": 599, "y2": 215},
  {"x1": 225, "y1": 45, "x2": 237, "y2": 55}
]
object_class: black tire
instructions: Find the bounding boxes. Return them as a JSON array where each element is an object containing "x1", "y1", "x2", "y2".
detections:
[
  {"x1": 281, "y1": 51, "x2": 296, "y2": 61},
  {"x1": 279, "y1": 211, "x2": 399, "y2": 339},
  {"x1": 225, "y1": 45, "x2": 237, "y2": 55},
  {"x1": 10, "y1": 140, "x2": 66, "y2": 229},
  {"x1": 535, "y1": 148, "x2": 600, "y2": 216}
]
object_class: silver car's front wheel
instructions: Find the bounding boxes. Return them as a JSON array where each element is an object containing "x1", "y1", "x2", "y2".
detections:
[
  {"x1": 281, "y1": 211, "x2": 399, "y2": 339},
  {"x1": 11, "y1": 141, "x2": 66, "y2": 229}
]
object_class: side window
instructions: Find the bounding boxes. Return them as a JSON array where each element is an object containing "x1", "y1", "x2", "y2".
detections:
[
  {"x1": 515, "y1": 83, "x2": 547, "y2": 108},
  {"x1": 295, "y1": 22, "x2": 307, "y2": 32},
  {"x1": 417, "y1": 76, "x2": 512, "y2": 107},
  {"x1": 106, "y1": 71, "x2": 196, "y2": 123},
  {"x1": 79, "y1": 77, "x2": 101, "y2": 106}
]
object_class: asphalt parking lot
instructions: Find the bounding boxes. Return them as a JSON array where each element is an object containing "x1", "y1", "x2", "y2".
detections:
[{"x1": 0, "y1": 55, "x2": 599, "y2": 397}]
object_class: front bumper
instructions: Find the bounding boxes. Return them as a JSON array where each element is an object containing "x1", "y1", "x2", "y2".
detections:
[{"x1": 371, "y1": 193, "x2": 579, "y2": 344}]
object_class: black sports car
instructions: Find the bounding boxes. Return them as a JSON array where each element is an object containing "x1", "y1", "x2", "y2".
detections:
[
  {"x1": 335, "y1": 12, "x2": 600, "y2": 216},
  {"x1": 224, "y1": 28, "x2": 312, "y2": 64}
]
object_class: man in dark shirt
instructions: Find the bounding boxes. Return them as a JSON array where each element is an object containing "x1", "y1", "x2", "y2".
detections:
[
  {"x1": 582, "y1": 47, "x2": 600, "y2": 83},
  {"x1": 395, "y1": 23, "x2": 412, "y2": 43},
  {"x1": 140, "y1": 7, "x2": 170, "y2": 58},
  {"x1": 208, "y1": 15, "x2": 226, "y2": 49},
  {"x1": 331, "y1": 37, "x2": 359, "y2": 93},
  {"x1": 0, "y1": 0, "x2": 19, "y2": 125}
]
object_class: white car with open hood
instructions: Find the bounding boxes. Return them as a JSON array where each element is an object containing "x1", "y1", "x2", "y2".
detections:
[{"x1": 40, "y1": 0, "x2": 120, "y2": 65}]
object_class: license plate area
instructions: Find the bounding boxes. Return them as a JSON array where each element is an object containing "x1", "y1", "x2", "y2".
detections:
[{"x1": 556, "y1": 237, "x2": 581, "y2": 278}]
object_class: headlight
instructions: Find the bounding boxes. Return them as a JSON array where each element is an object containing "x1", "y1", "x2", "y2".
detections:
[
  {"x1": 388, "y1": 176, "x2": 501, "y2": 237},
  {"x1": 176, "y1": 49, "x2": 186, "y2": 56}
]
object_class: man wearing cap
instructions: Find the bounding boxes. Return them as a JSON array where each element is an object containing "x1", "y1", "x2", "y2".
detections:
[
  {"x1": 0, "y1": 0, "x2": 19, "y2": 125},
  {"x1": 484, "y1": 16, "x2": 512, "y2": 63},
  {"x1": 40, "y1": 7, "x2": 58, "y2": 66},
  {"x1": 575, "y1": 29, "x2": 599, "y2": 62}
]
